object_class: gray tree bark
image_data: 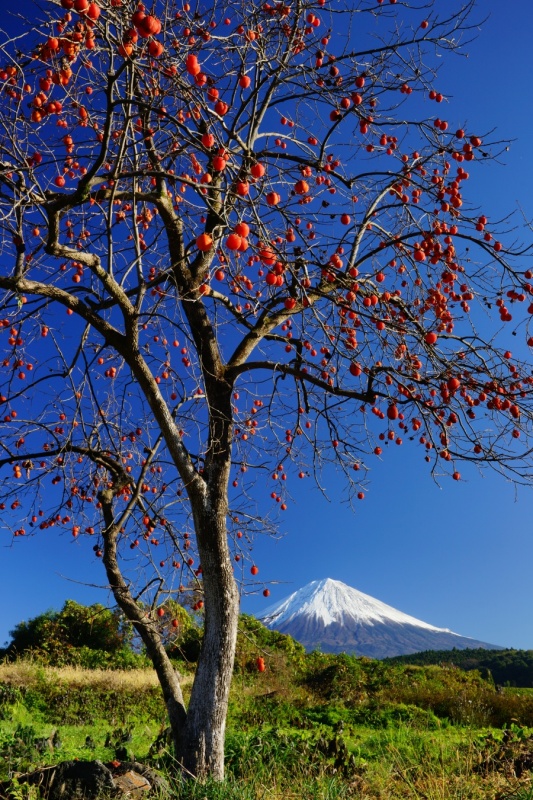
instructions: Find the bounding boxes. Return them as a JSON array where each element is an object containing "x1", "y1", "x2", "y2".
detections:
[{"x1": 99, "y1": 372, "x2": 239, "y2": 780}]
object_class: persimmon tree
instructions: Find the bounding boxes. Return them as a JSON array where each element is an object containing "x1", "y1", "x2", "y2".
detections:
[{"x1": 0, "y1": 0, "x2": 532, "y2": 780}]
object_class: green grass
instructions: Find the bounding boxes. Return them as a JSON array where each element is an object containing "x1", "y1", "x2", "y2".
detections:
[{"x1": 2, "y1": 633, "x2": 533, "y2": 798}]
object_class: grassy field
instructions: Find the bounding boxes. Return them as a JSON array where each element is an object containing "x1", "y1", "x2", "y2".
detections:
[{"x1": 2, "y1": 625, "x2": 533, "y2": 798}]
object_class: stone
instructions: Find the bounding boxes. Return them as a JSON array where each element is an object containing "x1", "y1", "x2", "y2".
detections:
[
  {"x1": 114, "y1": 770, "x2": 151, "y2": 797},
  {"x1": 0, "y1": 759, "x2": 167, "y2": 799},
  {"x1": 46, "y1": 760, "x2": 116, "y2": 800},
  {"x1": 110, "y1": 761, "x2": 169, "y2": 795}
]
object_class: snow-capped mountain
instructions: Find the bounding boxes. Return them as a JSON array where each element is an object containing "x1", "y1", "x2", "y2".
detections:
[{"x1": 260, "y1": 579, "x2": 502, "y2": 658}]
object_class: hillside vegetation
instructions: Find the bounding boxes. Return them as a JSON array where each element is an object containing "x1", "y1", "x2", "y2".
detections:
[
  {"x1": 386, "y1": 648, "x2": 533, "y2": 688},
  {"x1": 1, "y1": 615, "x2": 533, "y2": 799}
]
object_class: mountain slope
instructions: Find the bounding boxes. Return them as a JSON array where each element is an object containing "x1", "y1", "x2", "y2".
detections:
[{"x1": 261, "y1": 579, "x2": 502, "y2": 658}]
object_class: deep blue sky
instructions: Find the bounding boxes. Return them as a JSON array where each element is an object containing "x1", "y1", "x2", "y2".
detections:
[{"x1": 2, "y1": 1, "x2": 533, "y2": 651}]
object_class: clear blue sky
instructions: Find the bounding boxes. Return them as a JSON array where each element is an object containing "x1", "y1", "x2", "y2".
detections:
[{"x1": 2, "y1": 0, "x2": 533, "y2": 651}]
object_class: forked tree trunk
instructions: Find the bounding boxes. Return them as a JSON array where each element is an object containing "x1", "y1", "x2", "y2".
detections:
[
  {"x1": 102, "y1": 498, "x2": 239, "y2": 780},
  {"x1": 102, "y1": 368, "x2": 238, "y2": 779},
  {"x1": 103, "y1": 517, "x2": 238, "y2": 779}
]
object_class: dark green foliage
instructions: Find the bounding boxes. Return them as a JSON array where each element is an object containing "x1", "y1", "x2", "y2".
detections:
[
  {"x1": 237, "y1": 614, "x2": 306, "y2": 655},
  {"x1": 234, "y1": 614, "x2": 305, "y2": 671},
  {"x1": 1, "y1": 677, "x2": 165, "y2": 727},
  {"x1": 229, "y1": 695, "x2": 306, "y2": 729},
  {"x1": 0, "y1": 684, "x2": 22, "y2": 720},
  {"x1": 385, "y1": 648, "x2": 533, "y2": 688},
  {"x1": 64, "y1": 646, "x2": 150, "y2": 671},
  {"x1": 7, "y1": 628, "x2": 533, "y2": 797},
  {"x1": 166, "y1": 625, "x2": 203, "y2": 663},
  {"x1": 295, "y1": 651, "x2": 533, "y2": 729},
  {"x1": 3, "y1": 600, "x2": 140, "y2": 667},
  {"x1": 305, "y1": 701, "x2": 441, "y2": 730},
  {"x1": 152, "y1": 599, "x2": 201, "y2": 663},
  {"x1": 33, "y1": 683, "x2": 164, "y2": 727},
  {"x1": 302, "y1": 652, "x2": 383, "y2": 701},
  {"x1": 2, "y1": 608, "x2": 56, "y2": 657},
  {"x1": 6, "y1": 606, "x2": 533, "y2": 785},
  {"x1": 473, "y1": 724, "x2": 533, "y2": 778},
  {"x1": 1, "y1": 599, "x2": 207, "y2": 670},
  {"x1": 224, "y1": 728, "x2": 359, "y2": 780}
]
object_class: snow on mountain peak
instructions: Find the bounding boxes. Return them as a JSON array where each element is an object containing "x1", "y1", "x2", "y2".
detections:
[
  {"x1": 260, "y1": 578, "x2": 502, "y2": 658},
  {"x1": 262, "y1": 578, "x2": 453, "y2": 633}
]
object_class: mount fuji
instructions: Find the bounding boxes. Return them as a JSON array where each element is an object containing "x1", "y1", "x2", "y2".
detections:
[{"x1": 260, "y1": 579, "x2": 502, "y2": 658}]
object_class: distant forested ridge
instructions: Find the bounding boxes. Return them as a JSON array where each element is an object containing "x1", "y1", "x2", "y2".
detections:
[{"x1": 385, "y1": 648, "x2": 533, "y2": 687}]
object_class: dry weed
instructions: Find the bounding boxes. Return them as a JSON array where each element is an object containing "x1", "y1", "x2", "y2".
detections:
[{"x1": 0, "y1": 661, "x2": 193, "y2": 691}]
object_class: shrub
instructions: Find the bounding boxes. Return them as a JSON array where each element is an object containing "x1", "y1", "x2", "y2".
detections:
[{"x1": 5, "y1": 601, "x2": 134, "y2": 665}]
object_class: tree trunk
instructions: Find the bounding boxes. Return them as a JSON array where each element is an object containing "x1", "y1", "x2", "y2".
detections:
[
  {"x1": 178, "y1": 502, "x2": 240, "y2": 779},
  {"x1": 99, "y1": 513, "x2": 188, "y2": 758},
  {"x1": 170, "y1": 373, "x2": 238, "y2": 779},
  {"x1": 100, "y1": 479, "x2": 239, "y2": 780}
]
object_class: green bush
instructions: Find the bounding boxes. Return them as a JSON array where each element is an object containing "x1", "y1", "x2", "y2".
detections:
[
  {"x1": 24, "y1": 682, "x2": 165, "y2": 726},
  {"x1": 4, "y1": 600, "x2": 134, "y2": 665},
  {"x1": 386, "y1": 648, "x2": 533, "y2": 688},
  {"x1": 71, "y1": 646, "x2": 150, "y2": 670},
  {"x1": 167, "y1": 625, "x2": 203, "y2": 663},
  {"x1": 0, "y1": 683, "x2": 22, "y2": 720},
  {"x1": 302, "y1": 652, "x2": 388, "y2": 702},
  {"x1": 225, "y1": 728, "x2": 338, "y2": 780}
]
